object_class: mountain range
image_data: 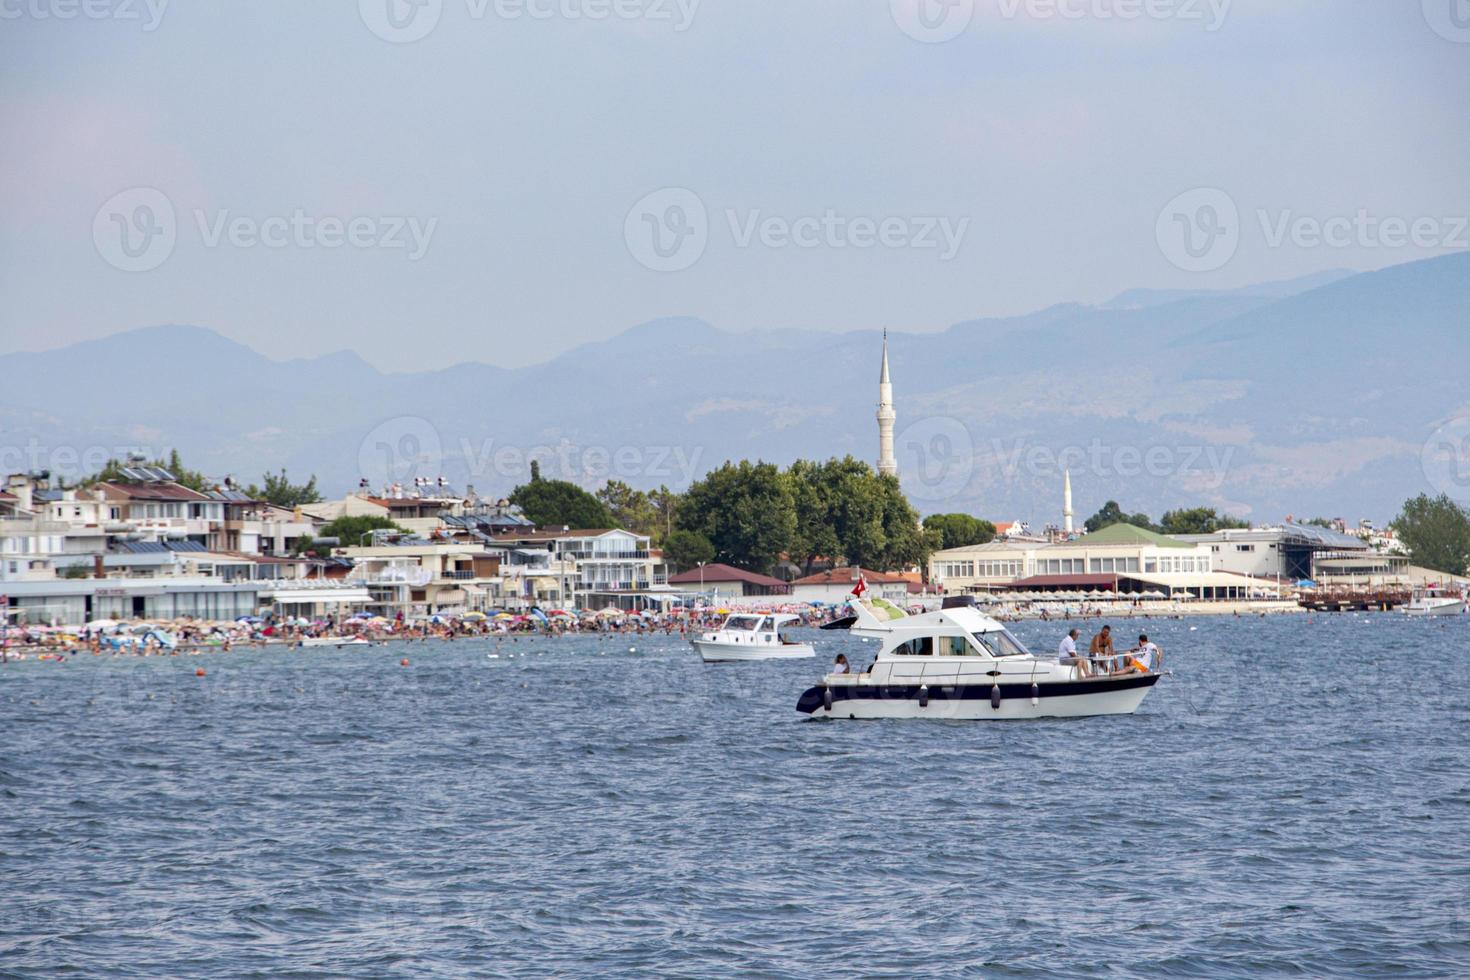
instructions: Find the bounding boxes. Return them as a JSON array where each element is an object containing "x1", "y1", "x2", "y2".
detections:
[{"x1": 2, "y1": 252, "x2": 1466, "y2": 525}]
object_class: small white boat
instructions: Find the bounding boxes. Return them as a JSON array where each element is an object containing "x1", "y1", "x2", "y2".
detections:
[
  {"x1": 1405, "y1": 587, "x2": 1466, "y2": 617},
  {"x1": 299, "y1": 636, "x2": 373, "y2": 648},
  {"x1": 797, "y1": 597, "x2": 1162, "y2": 720},
  {"x1": 691, "y1": 613, "x2": 814, "y2": 662}
]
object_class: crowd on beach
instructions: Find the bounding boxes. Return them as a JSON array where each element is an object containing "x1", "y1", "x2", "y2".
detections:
[{"x1": 0, "y1": 605, "x2": 837, "y2": 661}]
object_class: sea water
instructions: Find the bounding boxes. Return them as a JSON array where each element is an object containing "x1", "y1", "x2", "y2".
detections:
[{"x1": 3, "y1": 614, "x2": 1468, "y2": 976}]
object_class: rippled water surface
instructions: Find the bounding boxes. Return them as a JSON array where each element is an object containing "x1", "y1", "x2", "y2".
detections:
[{"x1": 4, "y1": 614, "x2": 1470, "y2": 977}]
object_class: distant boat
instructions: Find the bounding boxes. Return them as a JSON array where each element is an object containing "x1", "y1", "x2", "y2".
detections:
[
  {"x1": 300, "y1": 636, "x2": 373, "y2": 648},
  {"x1": 1404, "y1": 587, "x2": 1466, "y2": 617},
  {"x1": 691, "y1": 613, "x2": 814, "y2": 662}
]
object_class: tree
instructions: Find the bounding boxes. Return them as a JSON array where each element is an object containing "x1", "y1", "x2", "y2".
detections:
[
  {"x1": 923, "y1": 513, "x2": 997, "y2": 550},
  {"x1": 247, "y1": 468, "x2": 322, "y2": 508},
  {"x1": 783, "y1": 457, "x2": 930, "y2": 572},
  {"x1": 596, "y1": 480, "x2": 659, "y2": 538},
  {"x1": 663, "y1": 529, "x2": 715, "y2": 572},
  {"x1": 677, "y1": 460, "x2": 796, "y2": 572},
  {"x1": 1084, "y1": 501, "x2": 1158, "y2": 534},
  {"x1": 510, "y1": 465, "x2": 613, "y2": 530},
  {"x1": 786, "y1": 459, "x2": 840, "y2": 575},
  {"x1": 649, "y1": 485, "x2": 682, "y2": 546},
  {"x1": 1159, "y1": 507, "x2": 1250, "y2": 535},
  {"x1": 303, "y1": 515, "x2": 405, "y2": 553},
  {"x1": 1393, "y1": 493, "x2": 1470, "y2": 577}
]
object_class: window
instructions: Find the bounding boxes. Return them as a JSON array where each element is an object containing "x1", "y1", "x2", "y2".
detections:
[
  {"x1": 893, "y1": 637, "x2": 934, "y2": 656},
  {"x1": 970, "y1": 629, "x2": 1031, "y2": 658},
  {"x1": 1236, "y1": 544, "x2": 1255, "y2": 552}
]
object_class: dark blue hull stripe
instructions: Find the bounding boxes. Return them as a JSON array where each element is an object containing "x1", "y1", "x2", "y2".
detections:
[{"x1": 796, "y1": 674, "x2": 1160, "y2": 714}]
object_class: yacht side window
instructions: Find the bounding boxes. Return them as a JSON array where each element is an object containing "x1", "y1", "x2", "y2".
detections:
[
  {"x1": 938, "y1": 636, "x2": 970, "y2": 657},
  {"x1": 894, "y1": 637, "x2": 934, "y2": 656},
  {"x1": 726, "y1": 616, "x2": 761, "y2": 631}
]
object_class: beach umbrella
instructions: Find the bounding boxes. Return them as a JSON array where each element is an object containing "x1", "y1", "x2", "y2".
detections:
[
  {"x1": 462, "y1": 612, "x2": 488, "y2": 621},
  {"x1": 84, "y1": 619, "x2": 120, "y2": 631}
]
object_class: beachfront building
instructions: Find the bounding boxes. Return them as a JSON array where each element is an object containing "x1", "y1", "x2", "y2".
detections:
[
  {"x1": 790, "y1": 567, "x2": 911, "y2": 604},
  {"x1": 666, "y1": 563, "x2": 791, "y2": 600},
  {"x1": 1172, "y1": 523, "x2": 1371, "y2": 582},
  {"x1": 930, "y1": 523, "x2": 1265, "y2": 600},
  {"x1": 339, "y1": 537, "x2": 503, "y2": 617},
  {"x1": 489, "y1": 528, "x2": 661, "y2": 610}
]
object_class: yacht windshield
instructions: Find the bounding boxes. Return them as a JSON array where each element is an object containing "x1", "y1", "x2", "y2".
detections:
[{"x1": 970, "y1": 629, "x2": 1031, "y2": 658}]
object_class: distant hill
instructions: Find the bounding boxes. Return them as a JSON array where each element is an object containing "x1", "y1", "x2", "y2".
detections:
[{"x1": 2, "y1": 253, "x2": 1465, "y2": 524}]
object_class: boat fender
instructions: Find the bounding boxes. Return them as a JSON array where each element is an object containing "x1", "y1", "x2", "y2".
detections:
[
  {"x1": 822, "y1": 687, "x2": 833, "y2": 712},
  {"x1": 990, "y1": 684, "x2": 1002, "y2": 710},
  {"x1": 918, "y1": 684, "x2": 929, "y2": 708},
  {"x1": 1030, "y1": 683, "x2": 1039, "y2": 707}
]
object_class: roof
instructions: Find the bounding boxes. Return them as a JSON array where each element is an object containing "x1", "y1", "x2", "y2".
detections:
[
  {"x1": 0, "y1": 490, "x2": 15, "y2": 502},
  {"x1": 931, "y1": 539, "x2": 1047, "y2": 558},
  {"x1": 98, "y1": 481, "x2": 211, "y2": 502},
  {"x1": 1004, "y1": 574, "x2": 1122, "y2": 589},
  {"x1": 489, "y1": 528, "x2": 630, "y2": 542},
  {"x1": 790, "y1": 566, "x2": 906, "y2": 586},
  {"x1": 667, "y1": 563, "x2": 788, "y2": 587},
  {"x1": 1080, "y1": 523, "x2": 1193, "y2": 549}
]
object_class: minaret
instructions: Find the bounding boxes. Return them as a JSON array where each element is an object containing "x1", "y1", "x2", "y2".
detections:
[
  {"x1": 1063, "y1": 468, "x2": 1074, "y2": 534},
  {"x1": 876, "y1": 330, "x2": 897, "y2": 477}
]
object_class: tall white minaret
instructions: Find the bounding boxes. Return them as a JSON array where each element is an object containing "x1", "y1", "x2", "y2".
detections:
[
  {"x1": 1063, "y1": 468, "x2": 1075, "y2": 534},
  {"x1": 876, "y1": 330, "x2": 897, "y2": 477}
]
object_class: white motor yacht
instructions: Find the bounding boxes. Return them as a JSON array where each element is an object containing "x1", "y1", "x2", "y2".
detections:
[
  {"x1": 1404, "y1": 587, "x2": 1466, "y2": 616},
  {"x1": 797, "y1": 597, "x2": 1162, "y2": 720},
  {"x1": 692, "y1": 613, "x2": 815, "y2": 663}
]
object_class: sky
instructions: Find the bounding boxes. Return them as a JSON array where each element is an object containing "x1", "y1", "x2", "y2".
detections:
[{"x1": 1, "y1": 0, "x2": 1467, "y2": 371}]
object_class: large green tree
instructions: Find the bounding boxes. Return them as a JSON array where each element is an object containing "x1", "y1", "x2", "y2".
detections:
[
  {"x1": 1084, "y1": 500, "x2": 1159, "y2": 533},
  {"x1": 247, "y1": 468, "x2": 322, "y2": 508},
  {"x1": 1393, "y1": 493, "x2": 1470, "y2": 577},
  {"x1": 510, "y1": 461, "x2": 613, "y2": 529},
  {"x1": 1159, "y1": 507, "x2": 1250, "y2": 535},
  {"x1": 783, "y1": 457, "x2": 929, "y2": 572},
  {"x1": 677, "y1": 460, "x2": 796, "y2": 572},
  {"x1": 923, "y1": 513, "x2": 997, "y2": 550},
  {"x1": 596, "y1": 480, "x2": 660, "y2": 539},
  {"x1": 663, "y1": 529, "x2": 715, "y2": 572}
]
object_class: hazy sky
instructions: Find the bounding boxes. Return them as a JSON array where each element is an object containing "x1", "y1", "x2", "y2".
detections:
[{"x1": 2, "y1": 0, "x2": 1467, "y2": 371}]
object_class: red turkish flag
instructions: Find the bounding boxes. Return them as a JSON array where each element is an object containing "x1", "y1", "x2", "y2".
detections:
[{"x1": 851, "y1": 575, "x2": 867, "y2": 598}]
